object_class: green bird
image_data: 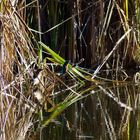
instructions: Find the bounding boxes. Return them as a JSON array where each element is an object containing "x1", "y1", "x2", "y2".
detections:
[
  {"x1": 61, "y1": 60, "x2": 69, "y2": 75},
  {"x1": 60, "y1": 58, "x2": 85, "y2": 75}
]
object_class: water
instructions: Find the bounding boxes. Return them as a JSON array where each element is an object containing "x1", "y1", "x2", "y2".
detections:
[{"x1": 31, "y1": 72, "x2": 140, "y2": 140}]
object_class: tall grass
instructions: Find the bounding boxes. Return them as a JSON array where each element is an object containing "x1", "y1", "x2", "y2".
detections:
[
  {"x1": 0, "y1": 1, "x2": 36, "y2": 139},
  {"x1": 0, "y1": 0, "x2": 140, "y2": 140}
]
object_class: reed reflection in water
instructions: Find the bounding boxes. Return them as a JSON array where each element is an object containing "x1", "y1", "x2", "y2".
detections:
[{"x1": 41, "y1": 79, "x2": 140, "y2": 140}]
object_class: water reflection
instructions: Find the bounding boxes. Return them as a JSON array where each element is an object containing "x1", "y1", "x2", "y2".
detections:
[{"x1": 32, "y1": 74, "x2": 140, "y2": 140}]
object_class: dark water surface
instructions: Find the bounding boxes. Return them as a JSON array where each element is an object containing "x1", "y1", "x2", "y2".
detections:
[{"x1": 34, "y1": 72, "x2": 140, "y2": 140}]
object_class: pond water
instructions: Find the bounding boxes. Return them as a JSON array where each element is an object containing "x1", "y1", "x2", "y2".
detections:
[{"x1": 32, "y1": 71, "x2": 140, "y2": 140}]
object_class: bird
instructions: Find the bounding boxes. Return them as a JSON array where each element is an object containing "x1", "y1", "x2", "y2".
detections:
[
  {"x1": 61, "y1": 60, "x2": 69, "y2": 75},
  {"x1": 60, "y1": 58, "x2": 85, "y2": 75}
]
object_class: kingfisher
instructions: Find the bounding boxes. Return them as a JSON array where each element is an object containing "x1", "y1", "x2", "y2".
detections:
[
  {"x1": 61, "y1": 60, "x2": 69, "y2": 75},
  {"x1": 60, "y1": 58, "x2": 85, "y2": 75}
]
